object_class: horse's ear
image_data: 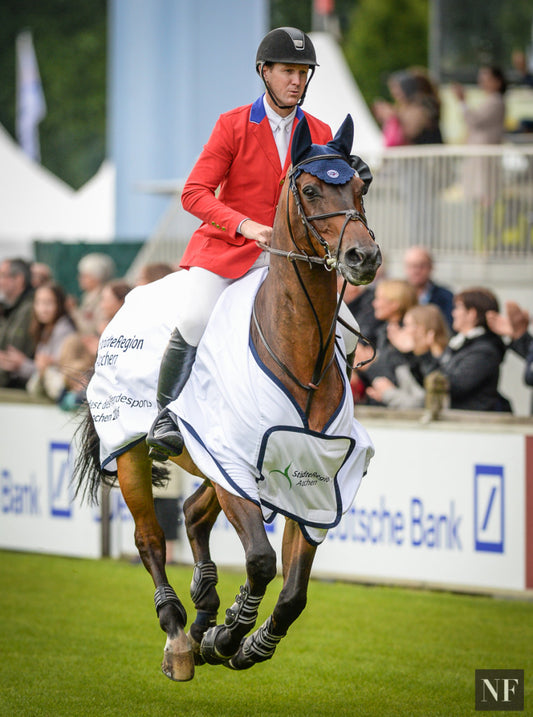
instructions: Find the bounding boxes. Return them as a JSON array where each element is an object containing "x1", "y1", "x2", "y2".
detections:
[
  {"x1": 328, "y1": 114, "x2": 354, "y2": 158},
  {"x1": 291, "y1": 116, "x2": 312, "y2": 166}
]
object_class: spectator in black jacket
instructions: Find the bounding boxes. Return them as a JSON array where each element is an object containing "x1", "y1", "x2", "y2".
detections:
[
  {"x1": 0, "y1": 258, "x2": 35, "y2": 388},
  {"x1": 439, "y1": 288, "x2": 512, "y2": 412},
  {"x1": 486, "y1": 300, "x2": 533, "y2": 388},
  {"x1": 403, "y1": 246, "x2": 454, "y2": 328}
]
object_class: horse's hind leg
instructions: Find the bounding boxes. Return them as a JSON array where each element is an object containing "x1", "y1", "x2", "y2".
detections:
[
  {"x1": 229, "y1": 518, "x2": 317, "y2": 670},
  {"x1": 200, "y1": 487, "x2": 277, "y2": 665},
  {"x1": 116, "y1": 443, "x2": 194, "y2": 681},
  {"x1": 181, "y1": 480, "x2": 222, "y2": 659}
]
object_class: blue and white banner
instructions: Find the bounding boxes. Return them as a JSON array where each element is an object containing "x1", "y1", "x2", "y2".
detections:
[{"x1": 1, "y1": 402, "x2": 532, "y2": 593}]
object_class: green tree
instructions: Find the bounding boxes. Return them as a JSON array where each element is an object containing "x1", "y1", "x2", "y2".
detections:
[
  {"x1": 0, "y1": 0, "x2": 106, "y2": 189},
  {"x1": 342, "y1": 0, "x2": 429, "y2": 105}
]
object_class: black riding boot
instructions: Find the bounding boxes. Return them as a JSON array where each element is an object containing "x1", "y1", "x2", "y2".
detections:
[{"x1": 147, "y1": 327, "x2": 197, "y2": 461}]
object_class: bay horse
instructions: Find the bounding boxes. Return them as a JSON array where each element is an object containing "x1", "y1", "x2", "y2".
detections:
[{"x1": 74, "y1": 114, "x2": 381, "y2": 682}]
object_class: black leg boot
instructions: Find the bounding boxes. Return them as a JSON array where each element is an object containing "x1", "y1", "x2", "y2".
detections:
[{"x1": 147, "y1": 328, "x2": 197, "y2": 461}]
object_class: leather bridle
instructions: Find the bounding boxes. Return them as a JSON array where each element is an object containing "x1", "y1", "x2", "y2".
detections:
[{"x1": 253, "y1": 156, "x2": 377, "y2": 417}]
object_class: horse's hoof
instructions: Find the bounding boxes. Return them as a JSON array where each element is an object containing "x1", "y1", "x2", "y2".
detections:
[
  {"x1": 199, "y1": 625, "x2": 234, "y2": 666},
  {"x1": 187, "y1": 630, "x2": 206, "y2": 666},
  {"x1": 227, "y1": 648, "x2": 255, "y2": 671},
  {"x1": 224, "y1": 636, "x2": 255, "y2": 671},
  {"x1": 161, "y1": 631, "x2": 195, "y2": 681}
]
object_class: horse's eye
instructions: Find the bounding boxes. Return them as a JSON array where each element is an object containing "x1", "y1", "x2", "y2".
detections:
[{"x1": 302, "y1": 185, "x2": 319, "y2": 199}]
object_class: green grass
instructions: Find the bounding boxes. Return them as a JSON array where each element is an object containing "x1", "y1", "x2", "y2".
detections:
[{"x1": 0, "y1": 550, "x2": 531, "y2": 717}]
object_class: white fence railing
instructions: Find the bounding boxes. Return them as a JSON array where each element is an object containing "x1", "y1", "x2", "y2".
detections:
[
  {"x1": 130, "y1": 143, "x2": 533, "y2": 277},
  {"x1": 365, "y1": 144, "x2": 533, "y2": 258}
]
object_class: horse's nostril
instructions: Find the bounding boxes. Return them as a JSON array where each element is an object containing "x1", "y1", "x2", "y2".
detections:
[{"x1": 344, "y1": 248, "x2": 364, "y2": 266}]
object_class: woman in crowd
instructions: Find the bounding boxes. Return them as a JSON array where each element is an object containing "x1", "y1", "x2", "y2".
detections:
[
  {"x1": 11, "y1": 283, "x2": 77, "y2": 397},
  {"x1": 367, "y1": 303, "x2": 450, "y2": 408},
  {"x1": 57, "y1": 279, "x2": 132, "y2": 410},
  {"x1": 453, "y1": 66, "x2": 507, "y2": 212},
  {"x1": 373, "y1": 67, "x2": 442, "y2": 147},
  {"x1": 438, "y1": 288, "x2": 512, "y2": 411},
  {"x1": 354, "y1": 279, "x2": 418, "y2": 404},
  {"x1": 80, "y1": 279, "x2": 132, "y2": 358}
]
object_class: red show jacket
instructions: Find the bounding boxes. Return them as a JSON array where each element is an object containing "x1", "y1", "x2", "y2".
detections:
[{"x1": 179, "y1": 96, "x2": 332, "y2": 279}]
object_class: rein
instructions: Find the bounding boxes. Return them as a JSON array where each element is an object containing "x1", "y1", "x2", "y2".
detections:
[{"x1": 253, "y1": 155, "x2": 376, "y2": 417}]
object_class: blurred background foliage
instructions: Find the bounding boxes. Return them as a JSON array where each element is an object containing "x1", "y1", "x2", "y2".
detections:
[
  {"x1": 0, "y1": 0, "x2": 106, "y2": 190},
  {"x1": 342, "y1": 0, "x2": 429, "y2": 105},
  {"x1": 0, "y1": 0, "x2": 530, "y2": 189}
]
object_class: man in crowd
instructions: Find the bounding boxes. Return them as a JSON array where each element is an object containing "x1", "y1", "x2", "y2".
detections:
[
  {"x1": 0, "y1": 258, "x2": 35, "y2": 388},
  {"x1": 403, "y1": 245, "x2": 453, "y2": 328}
]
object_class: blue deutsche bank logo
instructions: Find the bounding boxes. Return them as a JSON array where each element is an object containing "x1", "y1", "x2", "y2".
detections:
[
  {"x1": 474, "y1": 465, "x2": 504, "y2": 553},
  {"x1": 48, "y1": 441, "x2": 73, "y2": 518}
]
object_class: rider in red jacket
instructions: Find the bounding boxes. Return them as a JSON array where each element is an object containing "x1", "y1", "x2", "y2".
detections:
[{"x1": 147, "y1": 27, "x2": 332, "y2": 460}]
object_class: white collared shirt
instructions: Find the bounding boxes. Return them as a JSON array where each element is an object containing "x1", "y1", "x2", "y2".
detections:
[{"x1": 263, "y1": 95, "x2": 296, "y2": 166}]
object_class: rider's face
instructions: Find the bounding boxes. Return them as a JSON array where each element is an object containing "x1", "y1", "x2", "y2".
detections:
[{"x1": 263, "y1": 63, "x2": 309, "y2": 114}]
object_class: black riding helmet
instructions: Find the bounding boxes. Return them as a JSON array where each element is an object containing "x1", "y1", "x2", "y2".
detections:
[{"x1": 256, "y1": 27, "x2": 318, "y2": 109}]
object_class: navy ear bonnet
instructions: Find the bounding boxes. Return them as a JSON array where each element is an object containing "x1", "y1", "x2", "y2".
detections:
[{"x1": 290, "y1": 114, "x2": 373, "y2": 192}]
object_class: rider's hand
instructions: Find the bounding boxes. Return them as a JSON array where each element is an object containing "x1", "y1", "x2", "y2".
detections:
[{"x1": 239, "y1": 219, "x2": 273, "y2": 247}]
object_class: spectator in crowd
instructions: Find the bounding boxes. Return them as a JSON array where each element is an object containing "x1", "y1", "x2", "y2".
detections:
[
  {"x1": 100, "y1": 279, "x2": 131, "y2": 322},
  {"x1": 30, "y1": 262, "x2": 53, "y2": 289},
  {"x1": 56, "y1": 279, "x2": 132, "y2": 410},
  {"x1": 365, "y1": 303, "x2": 450, "y2": 408},
  {"x1": 438, "y1": 287, "x2": 512, "y2": 411},
  {"x1": 510, "y1": 51, "x2": 533, "y2": 133},
  {"x1": 453, "y1": 65, "x2": 507, "y2": 146},
  {"x1": 403, "y1": 245, "x2": 454, "y2": 328},
  {"x1": 526, "y1": 338, "x2": 533, "y2": 387},
  {"x1": 72, "y1": 253, "x2": 116, "y2": 337},
  {"x1": 355, "y1": 279, "x2": 418, "y2": 404},
  {"x1": 511, "y1": 50, "x2": 533, "y2": 89},
  {"x1": 135, "y1": 262, "x2": 174, "y2": 286},
  {"x1": 340, "y1": 274, "x2": 384, "y2": 348},
  {"x1": 0, "y1": 258, "x2": 35, "y2": 388},
  {"x1": 81, "y1": 278, "x2": 132, "y2": 358},
  {"x1": 452, "y1": 66, "x2": 507, "y2": 210},
  {"x1": 21, "y1": 283, "x2": 77, "y2": 399},
  {"x1": 373, "y1": 67, "x2": 442, "y2": 147},
  {"x1": 487, "y1": 300, "x2": 533, "y2": 388}
]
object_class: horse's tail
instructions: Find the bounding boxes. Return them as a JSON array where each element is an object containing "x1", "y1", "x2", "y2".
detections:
[
  {"x1": 72, "y1": 404, "x2": 169, "y2": 505},
  {"x1": 72, "y1": 403, "x2": 112, "y2": 504}
]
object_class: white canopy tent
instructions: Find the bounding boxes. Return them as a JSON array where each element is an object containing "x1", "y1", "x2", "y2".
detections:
[
  {"x1": 0, "y1": 123, "x2": 115, "y2": 260},
  {"x1": 305, "y1": 32, "x2": 383, "y2": 161}
]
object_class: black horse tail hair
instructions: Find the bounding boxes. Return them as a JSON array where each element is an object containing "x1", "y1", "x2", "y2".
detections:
[
  {"x1": 72, "y1": 403, "x2": 170, "y2": 505},
  {"x1": 72, "y1": 403, "x2": 111, "y2": 505}
]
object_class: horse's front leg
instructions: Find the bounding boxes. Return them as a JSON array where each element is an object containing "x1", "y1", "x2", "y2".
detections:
[
  {"x1": 200, "y1": 487, "x2": 277, "y2": 665},
  {"x1": 229, "y1": 518, "x2": 317, "y2": 670},
  {"x1": 116, "y1": 443, "x2": 194, "y2": 681},
  {"x1": 181, "y1": 479, "x2": 222, "y2": 658}
]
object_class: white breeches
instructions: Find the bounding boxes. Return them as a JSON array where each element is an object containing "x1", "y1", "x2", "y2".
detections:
[{"x1": 177, "y1": 253, "x2": 270, "y2": 346}]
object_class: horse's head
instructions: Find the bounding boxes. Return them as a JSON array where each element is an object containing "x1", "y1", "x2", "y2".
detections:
[{"x1": 281, "y1": 115, "x2": 382, "y2": 285}]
